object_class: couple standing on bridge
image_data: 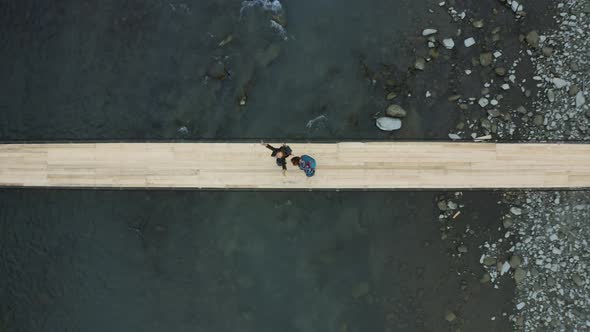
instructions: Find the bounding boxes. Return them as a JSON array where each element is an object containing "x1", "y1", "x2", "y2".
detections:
[{"x1": 261, "y1": 141, "x2": 316, "y2": 177}]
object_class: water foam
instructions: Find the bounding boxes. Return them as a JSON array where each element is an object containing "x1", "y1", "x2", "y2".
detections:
[{"x1": 240, "y1": 0, "x2": 283, "y2": 16}]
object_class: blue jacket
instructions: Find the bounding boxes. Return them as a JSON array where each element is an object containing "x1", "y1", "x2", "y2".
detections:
[{"x1": 298, "y1": 155, "x2": 316, "y2": 177}]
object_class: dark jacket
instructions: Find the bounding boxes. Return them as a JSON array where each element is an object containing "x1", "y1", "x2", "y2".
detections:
[{"x1": 265, "y1": 144, "x2": 292, "y2": 170}]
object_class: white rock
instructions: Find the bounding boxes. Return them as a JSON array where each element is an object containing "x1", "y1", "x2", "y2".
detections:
[
  {"x1": 490, "y1": 99, "x2": 499, "y2": 106},
  {"x1": 493, "y1": 51, "x2": 502, "y2": 58},
  {"x1": 422, "y1": 29, "x2": 438, "y2": 36},
  {"x1": 516, "y1": 302, "x2": 525, "y2": 310},
  {"x1": 511, "y1": 1, "x2": 519, "y2": 12},
  {"x1": 426, "y1": 91, "x2": 432, "y2": 98},
  {"x1": 443, "y1": 38, "x2": 455, "y2": 49},
  {"x1": 510, "y1": 207, "x2": 522, "y2": 215},
  {"x1": 576, "y1": 91, "x2": 586, "y2": 107},
  {"x1": 501, "y1": 261, "x2": 511, "y2": 275},
  {"x1": 448, "y1": 133, "x2": 461, "y2": 140},
  {"x1": 501, "y1": 84, "x2": 510, "y2": 90},
  {"x1": 376, "y1": 117, "x2": 402, "y2": 131},
  {"x1": 552, "y1": 78, "x2": 569, "y2": 89},
  {"x1": 465, "y1": 69, "x2": 472, "y2": 75},
  {"x1": 464, "y1": 37, "x2": 476, "y2": 47},
  {"x1": 478, "y1": 98, "x2": 489, "y2": 107},
  {"x1": 549, "y1": 234, "x2": 558, "y2": 241}
]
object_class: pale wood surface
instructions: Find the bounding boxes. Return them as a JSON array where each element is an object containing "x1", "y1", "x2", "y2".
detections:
[{"x1": 0, "y1": 142, "x2": 588, "y2": 189}]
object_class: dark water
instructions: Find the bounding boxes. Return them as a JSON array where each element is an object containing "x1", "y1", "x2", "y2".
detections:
[
  {"x1": 0, "y1": 0, "x2": 551, "y2": 141},
  {"x1": 0, "y1": 190, "x2": 513, "y2": 332}
]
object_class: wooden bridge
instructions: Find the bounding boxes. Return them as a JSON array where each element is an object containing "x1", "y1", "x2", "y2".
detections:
[{"x1": 0, "y1": 142, "x2": 588, "y2": 189}]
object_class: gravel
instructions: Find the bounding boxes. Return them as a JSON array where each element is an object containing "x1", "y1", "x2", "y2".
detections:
[
  {"x1": 498, "y1": 0, "x2": 589, "y2": 140},
  {"x1": 480, "y1": 192, "x2": 590, "y2": 331}
]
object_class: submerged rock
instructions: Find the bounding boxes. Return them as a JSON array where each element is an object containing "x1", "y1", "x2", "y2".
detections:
[
  {"x1": 415, "y1": 57, "x2": 426, "y2": 70},
  {"x1": 256, "y1": 44, "x2": 282, "y2": 67},
  {"x1": 494, "y1": 67, "x2": 507, "y2": 76},
  {"x1": 376, "y1": 117, "x2": 402, "y2": 131},
  {"x1": 206, "y1": 61, "x2": 227, "y2": 80},
  {"x1": 479, "y1": 52, "x2": 493, "y2": 66},
  {"x1": 510, "y1": 255, "x2": 522, "y2": 268},
  {"x1": 525, "y1": 30, "x2": 540, "y2": 48},
  {"x1": 445, "y1": 311, "x2": 456, "y2": 322},
  {"x1": 514, "y1": 267, "x2": 526, "y2": 284},
  {"x1": 351, "y1": 282, "x2": 370, "y2": 298},
  {"x1": 386, "y1": 104, "x2": 407, "y2": 118}
]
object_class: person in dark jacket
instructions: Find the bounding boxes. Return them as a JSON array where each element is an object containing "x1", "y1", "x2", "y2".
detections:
[{"x1": 261, "y1": 141, "x2": 292, "y2": 175}]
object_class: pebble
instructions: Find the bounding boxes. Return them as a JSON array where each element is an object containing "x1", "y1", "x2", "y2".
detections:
[
  {"x1": 533, "y1": 114, "x2": 545, "y2": 126},
  {"x1": 542, "y1": 47, "x2": 554, "y2": 56},
  {"x1": 547, "y1": 89, "x2": 555, "y2": 102},
  {"x1": 443, "y1": 38, "x2": 455, "y2": 49},
  {"x1": 569, "y1": 85, "x2": 580, "y2": 96},
  {"x1": 437, "y1": 200, "x2": 448, "y2": 211},
  {"x1": 447, "y1": 201, "x2": 458, "y2": 209},
  {"x1": 510, "y1": 207, "x2": 523, "y2": 215},
  {"x1": 572, "y1": 274, "x2": 585, "y2": 287},
  {"x1": 478, "y1": 98, "x2": 489, "y2": 107},
  {"x1": 576, "y1": 91, "x2": 586, "y2": 107},
  {"x1": 473, "y1": 19, "x2": 484, "y2": 28},
  {"x1": 457, "y1": 245, "x2": 468, "y2": 253},
  {"x1": 386, "y1": 104, "x2": 407, "y2": 118},
  {"x1": 516, "y1": 302, "x2": 526, "y2": 310},
  {"x1": 552, "y1": 78, "x2": 569, "y2": 89},
  {"x1": 415, "y1": 58, "x2": 426, "y2": 70},
  {"x1": 445, "y1": 311, "x2": 457, "y2": 322},
  {"x1": 464, "y1": 37, "x2": 476, "y2": 47},
  {"x1": 483, "y1": 257, "x2": 497, "y2": 266},
  {"x1": 487, "y1": 109, "x2": 501, "y2": 117},
  {"x1": 376, "y1": 117, "x2": 402, "y2": 131},
  {"x1": 386, "y1": 92, "x2": 397, "y2": 100},
  {"x1": 448, "y1": 94, "x2": 461, "y2": 102},
  {"x1": 501, "y1": 84, "x2": 510, "y2": 90},
  {"x1": 503, "y1": 218, "x2": 514, "y2": 228},
  {"x1": 495, "y1": 67, "x2": 507, "y2": 76},
  {"x1": 422, "y1": 28, "x2": 438, "y2": 36}
]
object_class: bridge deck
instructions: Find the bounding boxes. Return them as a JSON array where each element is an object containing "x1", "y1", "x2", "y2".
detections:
[{"x1": 0, "y1": 142, "x2": 588, "y2": 189}]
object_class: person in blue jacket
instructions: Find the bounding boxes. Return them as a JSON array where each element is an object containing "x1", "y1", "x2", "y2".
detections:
[{"x1": 291, "y1": 155, "x2": 316, "y2": 177}]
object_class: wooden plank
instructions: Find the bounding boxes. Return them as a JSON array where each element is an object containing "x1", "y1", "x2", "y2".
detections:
[{"x1": 0, "y1": 142, "x2": 588, "y2": 189}]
